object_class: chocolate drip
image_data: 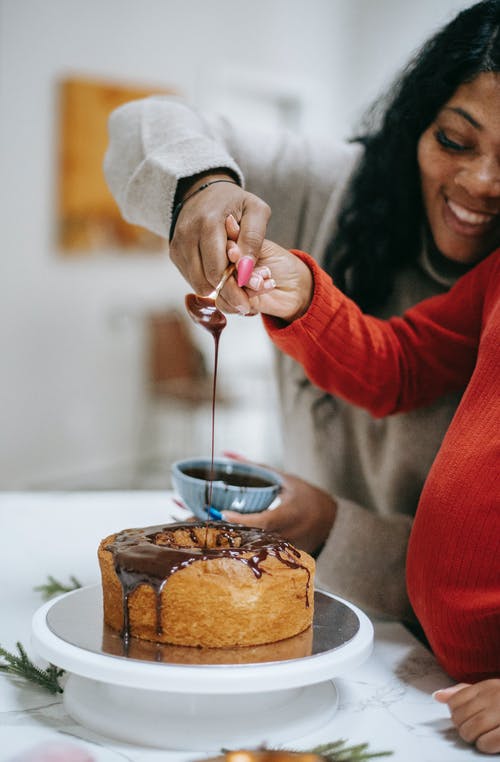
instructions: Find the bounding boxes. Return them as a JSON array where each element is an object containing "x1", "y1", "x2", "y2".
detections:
[
  {"x1": 106, "y1": 522, "x2": 312, "y2": 641},
  {"x1": 184, "y1": 293, "x2": 226, "y2": 510}
]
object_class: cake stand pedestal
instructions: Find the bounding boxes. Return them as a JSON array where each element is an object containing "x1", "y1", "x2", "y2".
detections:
[{"x1": 32, "y1": 586, "x2": 373, "y2": 751}]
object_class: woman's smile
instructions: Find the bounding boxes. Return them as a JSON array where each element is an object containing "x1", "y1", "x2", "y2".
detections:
[{"x1": 444, "y1": 195, "x2": 499, "y2": 236}]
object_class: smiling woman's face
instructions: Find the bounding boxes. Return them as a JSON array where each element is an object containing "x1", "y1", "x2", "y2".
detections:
[{"x1": 417, "y1": 72, "x2": 500, "y2": 265}]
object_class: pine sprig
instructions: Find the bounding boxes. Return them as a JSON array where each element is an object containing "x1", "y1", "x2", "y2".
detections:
[
  {"x1": 309, "y1": 739, "x2": 392, "y2": 760},
  {"x1": 0, "y1": 642, "x2": 64, "y2": 694},
  {"x1": 34, "y1": 574, "x2": 82, "y2": 600},
  {"x1": 220, "y1": 743, "x2": 392, "y2": 760}
]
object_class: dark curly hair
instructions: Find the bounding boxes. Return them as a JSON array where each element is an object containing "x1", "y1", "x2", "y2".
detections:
[{"x1": 323, "y1": 0, "x2": 500, "y2": 313}]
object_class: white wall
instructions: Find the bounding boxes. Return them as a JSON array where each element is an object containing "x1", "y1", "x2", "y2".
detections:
[
  {"x1": 0, "y1": 0, "x2": 473, "y2": 489},
  {"x1": 338, "y1": 0, "x2": 473, "y2": 132}
]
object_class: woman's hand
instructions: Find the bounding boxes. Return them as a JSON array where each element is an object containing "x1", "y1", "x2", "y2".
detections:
[
  {"x1": 434, "y1": 680, "x2": 500, "y2": 754},
  {"x1": 169, "y1": 174, "x2": 270, "y2": 314},
  {"x1": 220, "y1": 454, "x2": 337, "y2": 555}
]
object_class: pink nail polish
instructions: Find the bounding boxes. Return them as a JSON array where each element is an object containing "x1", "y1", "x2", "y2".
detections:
[
  {"x1": 222, "y1": 450, "x2": 247, "y2": 461},
  {"x1": 237, "y1": 256, "x2": 254, "y2": 287}
]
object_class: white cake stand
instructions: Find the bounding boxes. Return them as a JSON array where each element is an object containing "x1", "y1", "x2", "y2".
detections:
[{"x1": 32, "y1": 585, "x2": 373, "y2": 751}]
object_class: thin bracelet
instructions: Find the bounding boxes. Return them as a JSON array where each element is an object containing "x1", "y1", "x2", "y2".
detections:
[{"x1": 169, "y1": 179, "x2": 239, "y2": 241}]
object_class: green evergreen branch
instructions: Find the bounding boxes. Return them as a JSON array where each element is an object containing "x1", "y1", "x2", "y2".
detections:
[
  {"x1": 0, "y1": 642, "x2": 64, "y2": 694},
  {"x1": 34, "y1": 574, "x2": 82, "y2": 600},
  {"x1": 221, "y1": 742, "x2": 392, "y2": 760},
  {"x1": 309, "y1": 739, "x2": 392, "y2": 760}
]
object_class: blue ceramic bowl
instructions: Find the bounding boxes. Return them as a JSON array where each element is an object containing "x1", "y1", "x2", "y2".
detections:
[{"x1": 171, "y1": 457, "x2": 282, "y2": 519}]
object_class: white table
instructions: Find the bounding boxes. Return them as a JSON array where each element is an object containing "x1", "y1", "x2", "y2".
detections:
[{"x1": 0, "y1": 492, "x2": 481, "y2": 762}]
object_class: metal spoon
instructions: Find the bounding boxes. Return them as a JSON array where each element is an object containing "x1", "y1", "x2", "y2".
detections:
[{"x1": 185, "y1": 263, "x2": 236, "y2": 333}]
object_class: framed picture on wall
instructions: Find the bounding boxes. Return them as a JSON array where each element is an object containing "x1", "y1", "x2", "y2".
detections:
[{"x1": 57, "y1": 76, "x2": 175, "y2": 254}]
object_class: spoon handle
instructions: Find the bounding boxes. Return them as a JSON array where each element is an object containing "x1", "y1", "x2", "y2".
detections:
[{"x1": 212, "y1": 263, "x2": 236, "y2": 299}]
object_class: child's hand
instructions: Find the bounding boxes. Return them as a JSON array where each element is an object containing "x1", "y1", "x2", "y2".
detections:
[
  {"x1": 434, "y1": 680, "x2": 500, "y2": 754},
  {"x1": 226, "y1": 217, "x2": 313, "y2": 322},
  {"x1": 246, "y1": 239, "x2": 313, "y2": 321}
]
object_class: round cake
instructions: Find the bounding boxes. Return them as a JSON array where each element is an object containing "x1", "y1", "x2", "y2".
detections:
[{"x1": 98, "y1": 521, "x2": 315, "y2": 648}]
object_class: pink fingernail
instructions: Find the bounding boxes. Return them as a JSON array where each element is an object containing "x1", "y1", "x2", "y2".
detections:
[
  {"x1": 237, "y1": 256, "x2": 254, "y2": 287},
  {"x1": 222, "y1": 450, "x2": 246, "y2": 461}
]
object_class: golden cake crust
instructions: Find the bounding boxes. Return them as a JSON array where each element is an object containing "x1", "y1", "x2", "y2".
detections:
[{"x1": 98, "y1": 522, "x2": 315, "y2": 648}]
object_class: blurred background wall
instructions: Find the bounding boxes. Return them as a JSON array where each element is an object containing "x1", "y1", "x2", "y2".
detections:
[{"x1": 0, "y1": 0, "x2": 473, "y2": 490}]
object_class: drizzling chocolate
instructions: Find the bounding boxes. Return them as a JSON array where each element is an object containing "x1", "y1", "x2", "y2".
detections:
[
  {"x1": 185, "y1": 293, "x2": 227, "y2": 509},
  {"x1": 106, "y1": 522, "x2": 312, "y2": 641}
]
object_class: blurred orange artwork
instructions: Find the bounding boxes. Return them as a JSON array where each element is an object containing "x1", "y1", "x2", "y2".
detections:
[{"x1": 57, "y1": 76, "x2": 175, "y2": 253}]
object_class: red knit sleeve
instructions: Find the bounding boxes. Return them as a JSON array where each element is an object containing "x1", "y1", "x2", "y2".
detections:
[{"x1": 263, "y1": 249, "x2": 499, "y2": 417}]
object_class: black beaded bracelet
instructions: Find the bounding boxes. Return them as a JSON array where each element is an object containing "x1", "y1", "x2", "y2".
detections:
[{"x1": 169, "y1": 179, "x2": 239, "y2": 241}]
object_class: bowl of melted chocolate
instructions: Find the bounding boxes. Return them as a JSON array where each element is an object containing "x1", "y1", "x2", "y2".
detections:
[{"x1": 171, "y1": 456, "x2": 282, "y2": 518}]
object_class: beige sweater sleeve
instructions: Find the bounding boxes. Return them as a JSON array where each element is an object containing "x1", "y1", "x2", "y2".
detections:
[
  {"x1": 103, "y1": 97, "x2": 244, "y2": 239},
  {"x1": 103, "y1": 95, "x2": 358, "y2": 250}
]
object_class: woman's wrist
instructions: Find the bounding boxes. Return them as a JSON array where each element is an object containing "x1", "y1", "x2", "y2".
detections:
[
  {"x1": 175, "y1": 169, "x2": 238, "y2": 206},
  {"x1": 170, "y1": 172, "x2": 240, "y2": 240}
]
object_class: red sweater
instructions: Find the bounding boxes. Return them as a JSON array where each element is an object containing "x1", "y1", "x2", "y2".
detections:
[{"x1": 264, "y1": 249, "x2": 500, "y2": 682}]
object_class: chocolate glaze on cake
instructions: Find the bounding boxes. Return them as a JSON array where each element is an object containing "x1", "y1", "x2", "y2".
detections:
[{"x1": 104, "y1": 521, "x2": 312, "y2": 642}]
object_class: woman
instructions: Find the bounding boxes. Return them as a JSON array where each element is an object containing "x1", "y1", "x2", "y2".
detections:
[
  {"x1": 104, "y1": 0, "x2": 500, "y2": 624},
  {"x1": 234, "y1": 235, "x2": 500, "y2": 753}
]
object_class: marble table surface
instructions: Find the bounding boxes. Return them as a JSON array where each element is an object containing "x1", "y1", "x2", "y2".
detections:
[{"x1": 0, "y1": 492, "x2": 484, "y2": 761}]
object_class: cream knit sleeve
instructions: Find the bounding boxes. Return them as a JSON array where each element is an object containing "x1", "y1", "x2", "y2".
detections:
[
  {"x1": 103, "y1": 95, "x2": 359, "y2": 250},
  {"x1": 103, "y1": 97, "x2": 243, "y2": 240}
]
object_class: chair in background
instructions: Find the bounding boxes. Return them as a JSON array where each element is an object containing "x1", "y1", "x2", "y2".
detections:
[{"x1": 148, "y1": 308, "x2": 211, "y2": 403}]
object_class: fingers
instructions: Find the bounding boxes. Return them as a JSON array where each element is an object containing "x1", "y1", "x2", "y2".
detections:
[
  {"x1": 170, "y1": 183, "x2": 269, "y2": 312},
  {"x1": 225, "y1": 213, "x2": 240, "y2": 241},
  {"x1": 226, "y1": 217, "x2": 254, "y2": 288},
  {"x1": 222, "y1": 505, "x2": 284, "y2": 534},
  {"x1": 237, "y1": 195, "x2": 271, "y2": 267},
  {"x1": 225, "y1": 199, "x2": 270, "y2": 286},
  {"x1": 222, "y1": 450, "x2": 286, "y2": 478},
  {"x1": 199, "y1": 219, "x2": 235, "y2": 290},
  {"x1": 222, "y1": 509, "x2": 268, "y2": 527},
  {"x1": 476, "y1": 726, "x2": 500, "y2": 754},
  {"x1": 237, "y1": 257, "x2": 255, "y2": 287},
  {"x1": 222, "y1": 450, "x2": 248, "y2": 462},
  {"x1": 433, "y1": 683, "x2": 470, "y2": 702},
  {"x1": 435, "y1": 680, "x2": 500, "y2": 754},
  {"x1": 170, "y1": 213, "x2": 227, "y2": 296},
  {"x1": 455, "y1": 700, "x2": 500, "y2": 750}
]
